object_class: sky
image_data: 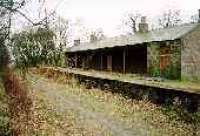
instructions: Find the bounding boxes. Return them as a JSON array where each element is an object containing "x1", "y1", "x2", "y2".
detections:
[
  {"x1": 13, "y1": 0, "x2": 200, "y2": 40},
  {"x1": 42, "y1": 0, "x2": 200, "y2": 37}
]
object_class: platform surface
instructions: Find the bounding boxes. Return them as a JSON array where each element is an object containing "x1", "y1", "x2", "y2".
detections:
[{"x1": 56, "y1": 68, "x2": 200, "y2": 94}]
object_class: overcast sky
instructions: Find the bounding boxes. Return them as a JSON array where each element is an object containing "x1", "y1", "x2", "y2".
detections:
[
  {"x1": 13, "y1": 0, "x2": 200, "y2": 39},
  {"x1": 42, "y1": 0, "x2": 200, "y2": 37}
]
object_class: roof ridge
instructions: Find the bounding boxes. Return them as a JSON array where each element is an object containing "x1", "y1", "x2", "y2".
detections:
[{"x1": 66, "y1": 23, "x2": 199, "y2": 52}]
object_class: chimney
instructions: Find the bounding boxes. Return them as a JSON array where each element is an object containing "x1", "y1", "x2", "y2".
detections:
[
  {"x1": 90, "y1": 34, "x2": 98, "y2": 43},
  {"x1": 74, "y1": 39, "x2": 80, "y2": 46},
  {"x1": 198, "y1": 9, "x2": 200, "y2": 23},
  {"x1": 139, "y1": 16, "x2": 148, "y2": 33}
]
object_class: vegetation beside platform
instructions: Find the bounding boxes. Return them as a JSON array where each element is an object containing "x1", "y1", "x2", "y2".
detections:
[
  {"x1": 28, "y1": 67, "x2": 200, "y2": 136},
  {"x1": 0, "y1": 81, "x2": 11, "y2": 136}
]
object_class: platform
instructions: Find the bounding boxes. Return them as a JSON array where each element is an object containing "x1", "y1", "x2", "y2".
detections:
[{"x1": 56, "y1": 68, "x2": 200, "y2": 95}]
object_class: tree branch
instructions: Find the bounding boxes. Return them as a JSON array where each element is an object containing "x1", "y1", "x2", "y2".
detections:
[{"x1": 0, "y1": 4, "x2": 55, "y2": 26}]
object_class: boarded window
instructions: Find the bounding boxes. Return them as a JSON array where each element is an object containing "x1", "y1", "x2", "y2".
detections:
[{"x1": 160, "y1": 46, "x2": 171, "y2": 71}]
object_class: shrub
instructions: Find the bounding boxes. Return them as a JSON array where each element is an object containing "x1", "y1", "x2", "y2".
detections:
[
  {"x1": 0, "y1": 115, "x2": 11, "y2": 136},
  {"x1": 149, "y1": 67, "x2": 161, "y2": 77},
  {"x1": 0, "y1": 83, "x2": 11, "y2": 136},
  {"x1": 161, "y1": 64, "x2": 181, "y2": 80}
]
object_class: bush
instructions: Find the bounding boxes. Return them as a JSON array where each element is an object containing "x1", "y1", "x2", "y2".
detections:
[
  {"x1": 161, "y1": 64, "x2": 180, "y2": 80},
  {"x1": 149, "y1": 67, "x2": 161, "y2": 77},
  {"x1": 0, "y1": 115, "x2": 11, "y2": 136},
  {"x1": 11, "y1": 27, "x2": 64, "y2": 68},
  {"x1": 0, "y1": 83, "x2": 11, "y2": 136}
]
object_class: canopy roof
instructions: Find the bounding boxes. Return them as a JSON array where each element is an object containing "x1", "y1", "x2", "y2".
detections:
[{"x1": 66, "y1": 23, "x2": 199, "y2": 53}]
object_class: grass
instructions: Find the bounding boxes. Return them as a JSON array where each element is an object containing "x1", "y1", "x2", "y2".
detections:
[
  {"x1": 28, "y1": 67, "x2": 200, "y2": 136},
  {"x1": 0, "y1": 80, "x2": 11, "y2": 136},
  {"x1": 24, "y1": 75, "x2": 110, "y2": 135},
  {"x1": 1, "y1": 69, "x2": 33, "y2": 136},
  {"x1": 70, "y1": 84, "x2": 199, "y2": 136}
]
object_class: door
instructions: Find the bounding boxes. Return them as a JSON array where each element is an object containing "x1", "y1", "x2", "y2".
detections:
[{"x1": 160, "y1": 46, "x2": 171, "y2": 72}]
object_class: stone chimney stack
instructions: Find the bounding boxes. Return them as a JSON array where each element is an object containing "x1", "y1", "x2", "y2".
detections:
[
  {"x1": 74, "y1": 39, "x2": 80, "y2": 46},
  {"x1": 90, "y1": 34, "x2": 98, "y2": 43},
  {"x1": 139, "y1": 16, "x2": 148, "y2": 33}
]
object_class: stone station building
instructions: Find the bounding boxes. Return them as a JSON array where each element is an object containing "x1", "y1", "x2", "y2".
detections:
[{"x1": 65, "y1": 14, "x2": 200, "y2": 81}]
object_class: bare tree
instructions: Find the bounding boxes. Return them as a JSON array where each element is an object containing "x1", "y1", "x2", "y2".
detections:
[
  {"x1": 89, "y1": 28, "x2": 105, "y2": 42},
  {"x1": 190, "y1": 14, "x2": 199, "y2": 24},
  {"x1": 49, "y1": 15, "x2": 72, "y2": 66},
  {"x1": 123, "y1": 12, "x2": 142, "y2": 34},
  {"x1": 0, "y1": 0, "x2": 64, "y2": 69},
  {"x1": 0, "y1": 0, "x2": 25, "y2": 69},
  {"x1": 158, "y1": 9, "x2": 182, "y2": 28},
  {"x1": 52, "y1": 15, "x2": 71, "y2": 49}
]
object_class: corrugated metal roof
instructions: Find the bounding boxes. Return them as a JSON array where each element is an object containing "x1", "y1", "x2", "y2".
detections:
[{"x1": 66, "y1": 23, "x2": 199, "y2": 53}]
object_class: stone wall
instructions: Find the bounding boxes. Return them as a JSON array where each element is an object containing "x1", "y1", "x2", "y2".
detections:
[
  {"x1": 76, "y1": 74, "x2": 199, "y2": 112},
  {"x1": 147, "y1": 41, "x2": 181, "y2": 79},
  {"x1": 147, "y1": 42, "x2": 160, "y2": 77},
  {"x1": 181, "y1": 24, "x2": 200, "y2": 81},
  {"x1": 169, "y1": 40, "x2": 181, "y2": 79}
]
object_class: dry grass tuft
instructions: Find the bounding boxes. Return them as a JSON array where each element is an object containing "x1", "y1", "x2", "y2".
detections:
[
  {"x1": 2, "y1": 69, "x2": 33, "y2": 136},
  {"x1": 0, "y1": 81, "x2": 11, "y2": 136},
  {"x1": 33, "y1": 67, "x2": 200, "y2": 136}
]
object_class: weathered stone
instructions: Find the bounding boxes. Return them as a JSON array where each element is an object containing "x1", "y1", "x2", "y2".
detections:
[
  {"x1": 147, "y1": 40, "x2": 181, "y2": 79},
  {"x1": 181, "y1": 25, "x2": 200, "y2": 81}
]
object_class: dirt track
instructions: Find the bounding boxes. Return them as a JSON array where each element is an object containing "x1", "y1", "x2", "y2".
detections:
[
  {"x1": 29, "y1": 74, "x2": 149, "y2": 136},
  {"x1": 27, "y1": 73, "x2": 197, "y2": 136}
]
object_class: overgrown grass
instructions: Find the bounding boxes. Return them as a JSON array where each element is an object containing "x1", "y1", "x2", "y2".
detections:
[
  {"x1": 30, "y1": 67, "x2": 200, "y2": 136},
  {"x1": 1, "y1": 70, "x2": 33, "y2": 136},
  {"x1": 0, "y1": 80, "x2": 11, "y2": 136},
  {"x1": 28, "y1": 89, "x2": 109, "y2": 136},
  {"x1": 71, "y1": 85, "x2": 200, "y2": 136}
]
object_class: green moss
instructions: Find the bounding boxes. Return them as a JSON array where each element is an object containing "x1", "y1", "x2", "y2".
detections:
[
  {"x1": 181, "y1": 75, "x2": 200, "y2": 82},
  {"x1": 147, "y1": 43, "x2": 161, "y2": 77},
  {"x1": 161, "y1": 64, "x2": 181, "y2": 80},
  {"x1": 147, "y1": 42, "x2": 181, "y2": 80},
  {"x1": 149, "y1": 67, "x2": 161, "y2": 77}
]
